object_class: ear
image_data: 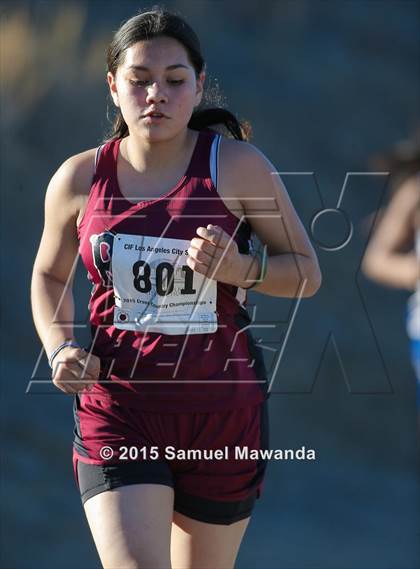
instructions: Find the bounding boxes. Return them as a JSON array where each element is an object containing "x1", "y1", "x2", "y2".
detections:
[
  {"x1": 195, "y1": 70, "x2": 205, "y2": 107},
  {"x1": 107, "y1": 72, "x2": 120, "y2": 108}
]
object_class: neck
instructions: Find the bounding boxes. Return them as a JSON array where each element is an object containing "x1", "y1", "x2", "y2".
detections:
[{"x1": 123, "y1": 129, "x2": 194, "y2": 175}]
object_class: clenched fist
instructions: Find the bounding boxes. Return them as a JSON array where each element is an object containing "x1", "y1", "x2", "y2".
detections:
[
  {"x1": 187, "y1": 224, "x2": 251, "y2": 287},
  {"x1": 51, "y1": 346, "x2": 101, "y2": 394}
]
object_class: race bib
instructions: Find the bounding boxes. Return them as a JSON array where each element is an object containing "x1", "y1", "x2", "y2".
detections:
[{"x1": 111, "y1": 234, "x2": 218, "y2": 335}]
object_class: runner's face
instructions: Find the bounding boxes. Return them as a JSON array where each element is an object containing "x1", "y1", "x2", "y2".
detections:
[{"x1": 108, "y1": 37, "x2": 204, "y2": 139}]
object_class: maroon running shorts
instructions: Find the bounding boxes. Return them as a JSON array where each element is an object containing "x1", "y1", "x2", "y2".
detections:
[{"x1": 72, "y1": 393, "x2": 270, "y2": 525}]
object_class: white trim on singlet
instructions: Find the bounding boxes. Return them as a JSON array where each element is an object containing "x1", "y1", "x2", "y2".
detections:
[
  {"x1": 209, "y1": 133, "x2": 249, "y2": 306},
  {"x1": 209, "y1": 133, "x2": 222, "y2": 188},
  {"x1": 94, "y1": 144, "x2": 105, "y2": 175}
]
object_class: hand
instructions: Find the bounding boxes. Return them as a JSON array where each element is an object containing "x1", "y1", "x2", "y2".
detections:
[
  {"x1": 186, "y1": 224, "x2": 250, "y2": 287},
  {"x1": 51, "y1": 346, "x2": 101, "y2": 394}
]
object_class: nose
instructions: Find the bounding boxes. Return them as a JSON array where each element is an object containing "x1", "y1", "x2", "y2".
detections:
[{"x1": 145, "y1": 81, "x2": 168, "y2": 104}]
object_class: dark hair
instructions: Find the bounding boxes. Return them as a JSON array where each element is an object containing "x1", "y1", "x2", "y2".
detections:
[
  {"x1": 104, "y1": 5, "x2": 252, "y2": 142},
  {"x1": 370, "y1": 130, "x2": 420, "y2": 193}
]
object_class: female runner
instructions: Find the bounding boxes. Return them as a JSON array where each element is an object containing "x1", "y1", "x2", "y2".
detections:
[
  {"x1": 362, "y1": 138, "x2": 420, "y2": 436},
  {"x1": 31, "y1": 7, "x2": 321, "y2": 569}
]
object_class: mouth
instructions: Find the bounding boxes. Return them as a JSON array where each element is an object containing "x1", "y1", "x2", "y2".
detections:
[
  {"x1": 142, "y1": 111, "x2": 167, "y2": 119},
  {"x1": 142, "y1": 113, "x2": 167, "y2": 124}
]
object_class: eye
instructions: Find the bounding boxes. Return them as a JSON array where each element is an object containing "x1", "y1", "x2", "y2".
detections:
[
  {"x1": 129, "y1": 79, "x2": 185, "y2": 87},
  {"x1": 129, "y1": 80, "x2": 148, "y2": 86}
]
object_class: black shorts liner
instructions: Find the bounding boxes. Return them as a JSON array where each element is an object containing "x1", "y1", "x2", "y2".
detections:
[{"x1": 77, "y1": 459, "x2": 258, "y2": 525}]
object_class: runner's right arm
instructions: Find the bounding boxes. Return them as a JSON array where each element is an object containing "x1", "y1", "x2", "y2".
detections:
[
  {"x1": 362, "y1": 178, "x2": 419, "y2": 291},
  {"x1": 31, "y1": 154, "x2": 100, "y2": 394}
]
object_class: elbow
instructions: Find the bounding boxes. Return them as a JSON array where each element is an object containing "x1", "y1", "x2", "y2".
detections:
[
  {"x1": 361, "y1": 249, "x2": 388, "y2": 284},
  {"x1": 361, "y1": 251, "x2": 379, "y2": 281},
  {"x1": 301, "y1": 262, "x2": 322, "y2": 298},
  {"x1": 32, "y1": 265, "x2": 73, "y2": 288}
]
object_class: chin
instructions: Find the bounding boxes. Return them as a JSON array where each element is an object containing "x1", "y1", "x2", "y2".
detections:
[{"x1": 138, "y1": 124, "x2": 184, "y2": 142}]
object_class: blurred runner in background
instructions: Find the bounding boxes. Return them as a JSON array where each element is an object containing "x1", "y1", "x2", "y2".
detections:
[{"x1": 362, "y1": 134, "x2": 420, "y2": 438}]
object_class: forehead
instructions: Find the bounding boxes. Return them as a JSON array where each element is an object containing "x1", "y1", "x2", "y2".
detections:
[{"x1": 122, "y1": 37, "x2": 191, "y2": 70}]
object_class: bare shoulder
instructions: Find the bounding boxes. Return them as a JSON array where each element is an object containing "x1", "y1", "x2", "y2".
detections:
[
  {"x1": 52, "y1": 147, "x2": 97, "y2": 200},
  {"x1": 217, "y1": 135, "x2": 289, "y2": 227},
  {"x1": 44, "y1": 147, "x2": 98, "y2": 228},
  {"x1": 218, "y1": 136, "x2": 276, "y2": 197},
  {"x1": 219, "y1": 136, "x2": 272, "y2": 170}
]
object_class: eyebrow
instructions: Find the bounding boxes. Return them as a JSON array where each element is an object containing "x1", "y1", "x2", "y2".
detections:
[{"x1": 126, "y1": 64, "x2": 189, "y2": 71}]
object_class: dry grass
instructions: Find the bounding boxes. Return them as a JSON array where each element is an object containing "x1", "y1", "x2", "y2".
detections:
[{"x1": 0, "y1": 3, "x2": 109, "y2": 126}]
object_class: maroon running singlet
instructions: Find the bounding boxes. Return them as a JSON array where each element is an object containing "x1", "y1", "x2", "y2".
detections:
[
  {"x1": 76, "y1": 128, "x2": 270, "y2": 413},
  {"x1": 72, "y1": 129, "x2": 271, "y2": 522}
]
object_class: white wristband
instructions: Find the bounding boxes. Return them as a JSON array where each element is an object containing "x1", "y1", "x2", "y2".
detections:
[{"x1": 48, "y1": 341, "x2": 80, "y2": 369}]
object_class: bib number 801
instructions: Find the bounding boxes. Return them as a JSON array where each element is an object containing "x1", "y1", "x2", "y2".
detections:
[{"x1": 133, "y1": 260, "x2": 196, "y2": 296}]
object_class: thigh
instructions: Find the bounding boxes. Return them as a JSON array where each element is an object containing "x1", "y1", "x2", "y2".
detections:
[
  {"x1": 83, "y1": 482, "x2": 174, "y2": 569},
  {"x1": 171, "y1": 511, "x2": 251, "y2": 569},
  {"x1": 75, "y1": 458, "x2": 175, "y2": 569}
]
